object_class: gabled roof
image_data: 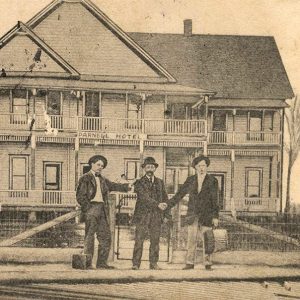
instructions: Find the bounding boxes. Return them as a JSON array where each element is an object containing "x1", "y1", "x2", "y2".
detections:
[
  {"x1": 25, "y1": 0, "x2": 176, "y2": 83},
  {"x1": 0, "y1": 22, "x2": 79, "y2": 78},
  {"x1": 129, "y1": 32, "x2": 294, "y2": 100}
]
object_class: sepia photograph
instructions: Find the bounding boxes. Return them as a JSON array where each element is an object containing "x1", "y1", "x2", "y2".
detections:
[{"x1": 0, "y1": 0, "x2": 299, "y2": 299}]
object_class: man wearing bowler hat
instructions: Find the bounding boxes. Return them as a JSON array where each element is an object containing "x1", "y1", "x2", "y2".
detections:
[
  {"x1": 167, "y1": 155, "x2": 219, "y2": 270},
  {"x1": 132, "y1": 157, "x2": 169, "y2": 270},
  {"x1": 76, "y1": 155, "x2": 132, "y2": 269}
]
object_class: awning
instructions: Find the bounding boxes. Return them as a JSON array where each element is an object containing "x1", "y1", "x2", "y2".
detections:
[
  {"x1": 208, "y1": 99, "x2": 288, "y2": 108},
  {"x1": 0, "y1": 77, "x2": 215, "y2": 96}
]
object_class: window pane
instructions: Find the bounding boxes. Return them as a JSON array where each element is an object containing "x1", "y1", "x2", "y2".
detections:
[
  {"x1": 12, "y1": 176, "x2": 26, "y2": 190},
  {"x1": 14, "y1": 98, "x2": 27, "y2": 106},
  {"x1": 13, "y1": 90, "x2": 26, "y2": 99},
  {"x1": 13, "y1": 105, "x2": 27, "y2": 114},
  {"x1": 13, "y1": 158, "x2": 26, "y2": 176},
  {"x1": 46, "y1": 166, "x2": 58, "y2": 184},
  {"x1": 85, "y1": 92, "x2": 99, "y2": 117},
  {"x1": 47, "y1": 91, "x2": 61, "y2": 115},
  {"x1": 248, "y1": 170, "x2": 260, "y2": 186},
  {"x1": 247, "y1": 186, "x2": 260, "y2": 197}
]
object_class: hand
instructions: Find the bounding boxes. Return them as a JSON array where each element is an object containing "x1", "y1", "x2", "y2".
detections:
[
  {"x1": 212, "y1": 218, "x2": 219, "y2": 227},
  {"x1": 158, "y1": 203, "x2": 168, "y2": 211}
]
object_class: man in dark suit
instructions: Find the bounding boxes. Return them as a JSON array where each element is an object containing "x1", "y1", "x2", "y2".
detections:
[
  {"x1": 76, "y1": 155, "x2": 131, "y2": 269},
  {"x1": 167, "y1": 155, "x2": 219, "y2": 270},
  {"x1": 132, "y1": 157, "x2": 169, "y2": 270}
]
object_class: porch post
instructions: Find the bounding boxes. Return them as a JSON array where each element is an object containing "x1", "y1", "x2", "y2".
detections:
[
  {"x1": 30, "y1": 134, "x2": 36, "y2": 189},
  {"x1": 139, "y1": 134, "x2": 146, "y2": 177},
  {"x1": 230, "y1": 149, "x2": 236, "y2": 218},
  {"x1": 75, "y1": 136, "x2": 79, "y2": 187}
]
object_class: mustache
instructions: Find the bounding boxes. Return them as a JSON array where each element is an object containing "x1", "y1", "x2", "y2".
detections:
[{"x1": 146, "y1": 171, "x2": 154, "y2": 175}]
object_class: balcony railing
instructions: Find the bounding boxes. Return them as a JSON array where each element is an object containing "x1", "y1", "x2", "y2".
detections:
[
  {"x1": 0, "y1": 114, "x2": 206, "y2": 136},
  {"x1": 0, "y1": 190, "x2": 76, "y2": 207},
  {"x1": 244, "y1": 197, "x2": 280, "y2": 212},
  {"x1": 208, "y1": 131, "x2": 281, "y2": 145}
]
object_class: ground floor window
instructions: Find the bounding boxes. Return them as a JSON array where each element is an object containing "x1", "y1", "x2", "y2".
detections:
[
  {"x1": 9, "y1": 156, "x2": 29, "y2": 190},
  {"x1": 245, "y1": 168, "x2": 263, "y2": 197},
  {"x1": 43, "y1": 162, "x2": 62, "y2": 190},
  {"x1": 81, "y1": 163, "x2": 90, "y2": 175}
]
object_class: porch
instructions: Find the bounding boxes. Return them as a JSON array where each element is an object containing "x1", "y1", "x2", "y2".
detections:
[{"x1": 0, "y1": 191, "x2": 279, "y2": 214}]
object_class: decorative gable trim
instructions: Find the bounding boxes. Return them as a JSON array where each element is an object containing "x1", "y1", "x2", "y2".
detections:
[
  {"x1": 0, "y1": 21, "x2": 80, "y2": 78},
  {"x1": 26, "y1": 0, "x2": 176, "y2": 83}
]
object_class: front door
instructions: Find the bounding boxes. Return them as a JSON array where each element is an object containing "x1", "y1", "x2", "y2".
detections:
[{"x1": 165, "y1": 167, "x2": 189, "y2": 194}]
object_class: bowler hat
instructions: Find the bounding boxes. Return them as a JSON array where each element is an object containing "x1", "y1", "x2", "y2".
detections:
[
  {"x1": 88, "y1": 155, "x2": 108, "y2": 169},
  {"x1": 192, "y1": 155, "x2": 210, "y2": 168},
  {"x1": 142, "y1": 157, "x2": 158, "y2": 168}
]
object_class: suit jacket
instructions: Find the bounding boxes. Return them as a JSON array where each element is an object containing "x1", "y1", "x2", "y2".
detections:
[
  {"x1": 76, "y1": 171, "x2": 129, "y2": 222},
  {"x1": 132, "y1": 175, "x2": 169, "y2": 225},
  {"x1": 168, "y1": 174, "x2": 219, "y2": 226}
]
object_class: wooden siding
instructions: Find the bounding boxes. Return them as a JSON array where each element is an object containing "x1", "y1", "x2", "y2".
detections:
[
  {"x1": 0, "y1": 35, "x2": 66, "y2": 73},
  {"x1": 33, "y1": 2, "x2": 159, "y2": 77}
]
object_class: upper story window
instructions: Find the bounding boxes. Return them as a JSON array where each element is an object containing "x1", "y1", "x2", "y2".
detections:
[
  {"x1": 43, "y1": 162, "x2": 62, "y2": 190},
  {"x1": 47, "y1": 91, "x2": 61, "y2": 115},
  {"x1": 85, "y1": 92, "x2": 99, "y2": 117},
  {"x1": 245, "y1": 168, "x2": 262, "y2": 198},
  {"x1": 11, "y1": 90, "x2": 28, "y2": 115},
  {"x1": 248, "y1": 111, "x2": 262, "y2": 132},
  {"x1": 127, "y1": 94, "x2": 142, "y2": 120},
  {"x1": 212, "y1": 110, "x2": 227, "y2": 131}
]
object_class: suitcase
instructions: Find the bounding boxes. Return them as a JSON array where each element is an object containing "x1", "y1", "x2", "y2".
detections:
[
  {"x1": 72, "y1": 253, "x2": 92, "y2": 269},
  {"x1": 203, "y1": 228, "x2": 228, "y2": 255}
]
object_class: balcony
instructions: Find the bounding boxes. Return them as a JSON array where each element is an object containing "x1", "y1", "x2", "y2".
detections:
[
  {"x1": 208, "y1": 131, "x2": 281, "y2": 145},
  {"x1": 0, "y1": 190, "x2": 76, "y2": 207},
  {"x1": 0, "y1": 113, "x2": 206, "y2": 136}
]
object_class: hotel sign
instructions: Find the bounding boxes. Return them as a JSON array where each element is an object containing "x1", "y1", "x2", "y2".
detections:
[{"x1": 78, "y1": 132, "x2": 146, "y2": 140}]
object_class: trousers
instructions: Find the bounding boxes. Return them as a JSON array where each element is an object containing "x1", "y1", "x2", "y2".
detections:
[
  {"x1": 84, "y1": 202, "x2": 111, "y2": 267},
  {"x1": 132, "y1": 213, "x2": 162, "y2": 267},
  {"x1": 186, "y1": 217, "x2": 212, "y2": 265}
]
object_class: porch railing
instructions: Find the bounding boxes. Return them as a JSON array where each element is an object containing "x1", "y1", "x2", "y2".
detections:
[
  {"x1": 208, "y1": 131, "x2": 281, "y2": 145},
  {"x1": 244, "y1": 197, "x2": 280, "y2": 212},
  {"x1": 0, "y1": 190, "x2": 76, "y2": 207},
  {"x1": 0, "y1": 114, "x2": 206, "y2": 136}
]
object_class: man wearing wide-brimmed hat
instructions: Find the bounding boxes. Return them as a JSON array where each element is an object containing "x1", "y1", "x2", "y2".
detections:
[
  {"x1": 76, "y1": 155, "x2": 131, "y2": 269},
  {"x1": 131, "y1": 157, "x2": 169, "y2": 270},
  {"x1": 167, "y1": 155, "x2": 219, "y2": 270}
]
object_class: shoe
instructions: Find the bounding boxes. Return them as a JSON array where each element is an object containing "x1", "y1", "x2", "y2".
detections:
[
  {"x1": 149, "y1": 264, "x2": 162, "y2": 270},
  {"x1": 132, "y1": 265, "x2": 139, "y2": 270},
  {"x1": 182, "y1": 264, "x2": 194, "y2": 270},
  {"x1": 96, "y1": 264, "x2": 115, "y2": 269},
  {"x1": 205, "y1": 265, "x2": 212, "y2": 270}
]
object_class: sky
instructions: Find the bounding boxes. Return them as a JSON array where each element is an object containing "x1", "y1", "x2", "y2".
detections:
[{"x1": 0, "y1": 0, "x2": 299, "y2": 204}]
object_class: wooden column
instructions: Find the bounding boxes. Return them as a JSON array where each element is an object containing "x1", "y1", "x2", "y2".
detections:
[
  {"x1": 30, "y1": 134, "x2": 36, "y2": 189},
  {"x1": 230, "y1": 149, "x2": 236, "y2": 218},
  {"x1": 75, "y1": 137, "x2": 79, "y2": 187},
  {"x1": 139, "y1": 136, "x2": 145, "y2": 177}
]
